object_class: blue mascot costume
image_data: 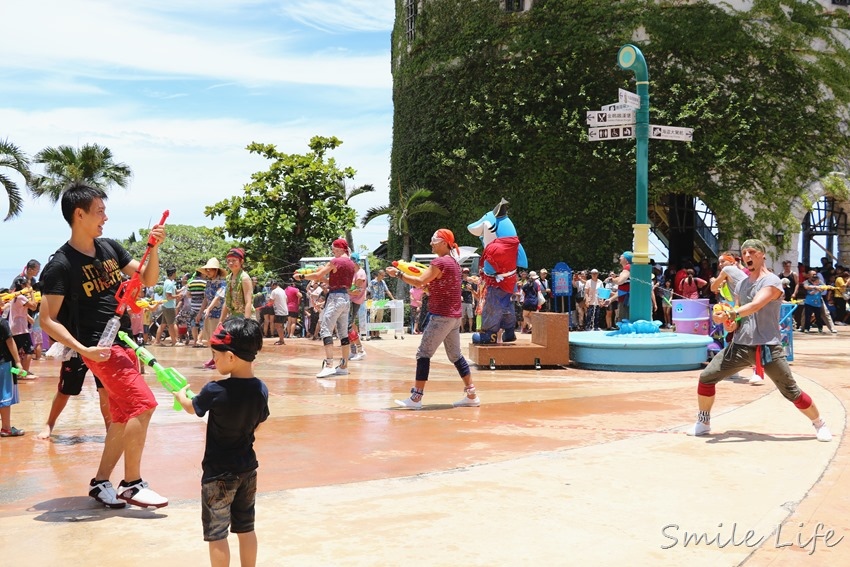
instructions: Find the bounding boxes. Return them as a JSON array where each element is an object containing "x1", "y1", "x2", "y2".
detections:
[{"x1": 467, "y1": 198, "x2": 528, "y2": 344}]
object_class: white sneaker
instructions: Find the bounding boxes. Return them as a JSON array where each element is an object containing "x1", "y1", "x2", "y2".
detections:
[
  {"x1": 748, "y1": 373, "x2": 764, "y2": 385},
  {"x1": 89, "y1": 478, "x2": 126, "y2": 509},
  {"x1": 350, "y1": 351, "x2": 366, "y2": 361},
  {"x1": 117, "y1": 479, "x2": 168, "y2": 508},
  {"x1": 686, "y1": 422, "x2": 711, "y2": 436},
  {"x1": 815, "y1": 422, "x2": 832, "y2": 442},
  {"x1": 317, "y1": 361, "x2": 337, "y2": 378},
  {"x1": 453, "y1": 395, "x2": 480, "y2": 407},
  {"x1": 395, "y1": 397, "x2": 422, "y2": 410},
  {"x1": 335, "y1": 365, "x2": 349, "y2": 376}
]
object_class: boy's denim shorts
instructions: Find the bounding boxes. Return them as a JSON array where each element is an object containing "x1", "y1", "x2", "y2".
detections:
[{"x1": 201, "y1": 469, "x2": 258, "y2": 541}]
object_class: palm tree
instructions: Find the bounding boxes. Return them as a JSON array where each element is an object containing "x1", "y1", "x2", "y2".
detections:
[
  {"x1": 0, "y1": 139, "x2": 32, "y2": 221},
  {"x1": 361, "y1": 182, "x2": 449, "y2": 294},
  {"x1": 29, "y1": 143, "x2": 132, "y2": 202},
  {"x1": 338, "y1": 180, "x2": 375, "y2": 251}
]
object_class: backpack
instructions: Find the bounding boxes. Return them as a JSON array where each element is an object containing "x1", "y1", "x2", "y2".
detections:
[
  {"x1": 576, "y1": 283, "x2": 585, "y2": 302},
  {"x1": 522, "y1": 280, "x2": 537, "y2": 301}
]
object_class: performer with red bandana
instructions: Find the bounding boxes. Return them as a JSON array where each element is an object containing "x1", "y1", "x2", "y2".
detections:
[
  {"x1": 296, "y1": 238, "x2": 357, "y2": 379},
  {"x1": 387, "y1": 229, "x2": 479, "y2": 409}
]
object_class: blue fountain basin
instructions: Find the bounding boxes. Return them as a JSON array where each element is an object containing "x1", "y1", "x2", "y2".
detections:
[{"x1": 569, "y1": 331, "x2": 712, "y2": 372}]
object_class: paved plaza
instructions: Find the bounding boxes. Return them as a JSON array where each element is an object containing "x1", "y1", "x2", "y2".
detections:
[{"x1": 0, "y1": 328, "x2": 847, "y2": 566}]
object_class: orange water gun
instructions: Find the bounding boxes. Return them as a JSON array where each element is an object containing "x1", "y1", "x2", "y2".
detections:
[
  {"x1": 392, "y1": 260, "x2": 428, "y2": 277},
  {"x1": 712, "y1": 303, "x2": 740, "y2": 333}
]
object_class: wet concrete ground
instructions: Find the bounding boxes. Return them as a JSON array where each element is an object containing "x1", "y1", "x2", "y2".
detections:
[{"x1": 0, "y1": 327, "x2": 847, "y2": 566}]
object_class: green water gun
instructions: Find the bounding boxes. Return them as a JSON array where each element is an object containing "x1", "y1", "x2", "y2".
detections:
[
  {"x1": 118, "y1": 331, "x2": 194, "y2": 410},
  {"x1": 10, "y1": 366, "x2": 27, "y2": 382}
]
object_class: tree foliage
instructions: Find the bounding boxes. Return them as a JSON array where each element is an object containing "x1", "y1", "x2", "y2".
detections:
[
  {"x1": 362, "y1": 182, "x2": 450, "y2": 295},
  {"x1": 362, "y1": 182, "x2": 449, "y2": 261},
  {"x1": 119, "y1": 224, "x2": 237, "y2": 280},
  {"x1": 390, "y1": 0, "x2": 850, "y2": 271},
  {"x1": 204, "y1": 136, "x2": 360, "y2": 276},
  {"x1": 29, "y1": 143, "x2": 132, "y2": 202},
  {"x1": 0, "y1": 139, "x2": 32, "y2": 221}
]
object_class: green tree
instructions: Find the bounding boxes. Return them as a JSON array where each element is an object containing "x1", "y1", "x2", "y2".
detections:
[
  {"x1": 29, "y1": 143, "x2": 132, "y2": 201},
  {"x1": 339, "y1": 180, "x2": 375, "y2": 250},
  {"x1": 390, "y1": 0, "x2": 850, "y2": 270},
  {"x1": 120, "y1": 224, "x2": 236, "y2": 280},
  {"x1": 361, "y1": 182, "x2": 449, "y2": 294},
  {"x1": 205, "y1": 136, "x2": 360, "y2": 276},
  {"x1": 0, "y1": 139, "x2": 31, "y2": 221}
]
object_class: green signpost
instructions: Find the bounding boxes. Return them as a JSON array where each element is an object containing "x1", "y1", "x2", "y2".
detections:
[
  {"x1": 585, "y1": 44, "x2": 694, "y2": 322},
  {"x1": 616, "y1": 44, "x2": 652, "y2": 322}
]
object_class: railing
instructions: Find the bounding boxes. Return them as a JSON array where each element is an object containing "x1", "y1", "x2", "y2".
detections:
[{"x1": 694, "y1": 213, "x2": 718, "y2": 256}]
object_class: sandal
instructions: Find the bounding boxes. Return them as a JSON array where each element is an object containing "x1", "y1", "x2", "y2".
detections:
[
  {"x1": 273, "y1": 341, "x2": 285, "y2": 345},
  {"x1": 1, "y1": 427, "x2": 25, "y2": 437}
]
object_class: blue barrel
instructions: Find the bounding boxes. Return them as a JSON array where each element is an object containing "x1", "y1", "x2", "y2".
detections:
[{"x1": 780, "y1": 303, "x2": 797, "y2": 361}]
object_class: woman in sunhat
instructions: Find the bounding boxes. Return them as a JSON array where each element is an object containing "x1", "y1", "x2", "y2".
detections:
[{"x1": 198, "y1": 258, "x2": 226, "y2": 348}]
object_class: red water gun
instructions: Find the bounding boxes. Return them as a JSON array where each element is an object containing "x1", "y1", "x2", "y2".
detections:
[{"x1": 115, "y1": 211, "x2": 169, "y2": 315}]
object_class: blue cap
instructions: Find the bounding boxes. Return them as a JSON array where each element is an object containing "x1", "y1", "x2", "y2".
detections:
[
  {"x1": 622, "y1": 251, "x2": 633, "y2": 263},
  {"x1": 350, "y1": 252, "x2": 360, "y2": 263}
]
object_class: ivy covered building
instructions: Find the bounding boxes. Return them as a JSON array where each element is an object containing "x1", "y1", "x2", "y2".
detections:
[{"x1": 390, "y1": 0, "x2": 850, "y2": 271}]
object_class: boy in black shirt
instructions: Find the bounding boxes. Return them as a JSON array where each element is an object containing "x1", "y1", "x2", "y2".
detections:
[{"x1": 175, "y1": 318, "x2": 269, "y2": 567}]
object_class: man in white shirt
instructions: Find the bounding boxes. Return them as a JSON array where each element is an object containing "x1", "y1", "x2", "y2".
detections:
[{"x1": 268, "y1": 280, "x2": 289, "y2": 345}]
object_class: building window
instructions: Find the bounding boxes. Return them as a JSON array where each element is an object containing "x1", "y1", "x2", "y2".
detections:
[
  {"x1": 505, "y1": 0, "x2": 525, "y2": 12},
  {"x1": 406, "y1": 0, "x2": 417, "y2": 41},
  {"x1": 832, "y1": 0, "x2": 850, "y2": 6}
]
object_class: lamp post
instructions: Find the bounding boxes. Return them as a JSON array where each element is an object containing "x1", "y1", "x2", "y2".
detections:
[{"x1": 617, "y1": 44, "x2": 652, "y2": 322}]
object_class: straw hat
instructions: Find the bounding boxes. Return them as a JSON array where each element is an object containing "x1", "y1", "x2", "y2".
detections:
[{"x1": 200, "y1": 258, "x2": 226, "y2": 277}]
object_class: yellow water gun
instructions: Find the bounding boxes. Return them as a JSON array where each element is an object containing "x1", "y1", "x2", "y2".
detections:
[
  {"x1": 392, "y1": 260, "x2": 428, "y2": 277},
  {"x1": 135, "y1": 298, "x2": 165, "y2": 310},
  {"x1": 1, "y1": 288, "x2": 40, "y2": 303},
  {"x1": 295, "y1": 264, "x2": 320, "y2": 275}
]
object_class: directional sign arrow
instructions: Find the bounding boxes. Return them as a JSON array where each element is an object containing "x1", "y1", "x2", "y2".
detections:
[
  {"x1": 586, "y1": 110, "x2": 636, "y2": 126},
  {"x1": 618, "y1": 88, "x2": 641, "y2": 109},
  {"x1": 601, "y1": 102, "x2": 633, "y2": 112},
  {"x1": 649, "y1": 124, "x2": 694, "y2": 142},
  {"x1": 587, "y1": 125, "x2": 636, "y2": 141}
]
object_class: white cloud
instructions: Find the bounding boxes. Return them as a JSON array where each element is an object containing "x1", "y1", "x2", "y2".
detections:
[
  {"x1": 0, "y1": 2, "x2": 397, "y2": 273},
  {"x1": 0, "y1": 1, "x2": 392, "y2": 89},
  {"x1": 1, "y1": 103, "x2": 393, "y2": 263},
  {"x1": 277, "y1": 1, "x2": 396, "y2": 33}
]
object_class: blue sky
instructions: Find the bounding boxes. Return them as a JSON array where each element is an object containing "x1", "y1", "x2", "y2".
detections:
[{"x1": 0, "y1": 0, "x2": 395, "y2": 280}]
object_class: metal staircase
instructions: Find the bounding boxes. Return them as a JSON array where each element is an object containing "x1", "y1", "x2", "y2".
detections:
[{"x1": 648, "y1": 197, "x2": 719, "y2": 262}]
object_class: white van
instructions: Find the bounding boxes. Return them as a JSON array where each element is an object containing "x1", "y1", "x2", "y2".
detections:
[{"x1": 411, "y1": 253, "x2": 480, "y2": 274}]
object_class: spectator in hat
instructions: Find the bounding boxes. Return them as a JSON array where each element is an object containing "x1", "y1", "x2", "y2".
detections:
[
  {"x1": 198, "y1": 258, "x2": 227, "y2": 348},
  {"x1": 520, "y1": 271, "x2": 542, "y2": 332},
  {"x1": 584, "y1": 269, "x2": 604, "y2": 331},
  {"x1": 538, "y1": 268, "x2": 550, "y2": 312}
]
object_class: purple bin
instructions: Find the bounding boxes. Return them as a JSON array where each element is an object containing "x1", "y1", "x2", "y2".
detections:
[{"x1": 672, "y1": 299, "x2": 710, "y2": 336}]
